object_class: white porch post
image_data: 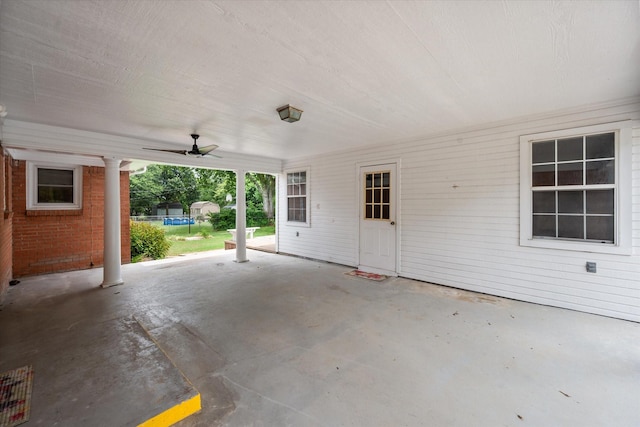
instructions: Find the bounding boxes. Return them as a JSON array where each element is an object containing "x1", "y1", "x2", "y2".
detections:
[
  {"x1": 235, "y1": 169, "x2": 248, "y2": 263},
  {"x1": 101, "y1": 157, "x2": 124, "y2": 287}
]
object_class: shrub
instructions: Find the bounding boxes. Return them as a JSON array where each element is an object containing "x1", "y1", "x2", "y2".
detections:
[
  {"x1": 207, "y1": 207, "x2": 269, "y2": 231},
  {"x1": 247, "y1": 206, "x2": 269, "y2": 227},
  {"x1": 207, "y1": 209, "x2": 235, "y2": 231},
  {"x1": 130, "y1": 220, "x2": 171, "y2": 261}
]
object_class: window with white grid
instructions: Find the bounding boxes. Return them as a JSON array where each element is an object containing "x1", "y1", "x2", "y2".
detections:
[
  {"x1": 520, "y1": 121, "x2": 633, "y2": 255},
  {"x1": 286, "y1": 170, "x2": 308, "y2": 223}
]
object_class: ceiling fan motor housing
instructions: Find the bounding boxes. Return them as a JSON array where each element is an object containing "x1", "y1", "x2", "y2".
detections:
[{"x1": 189, "y1": 134, "x2": 201, "y2": 155}]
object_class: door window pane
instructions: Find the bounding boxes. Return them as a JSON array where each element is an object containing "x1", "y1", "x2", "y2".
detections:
[
  {"x1": 382, "y1": 205, "x2": 390, "y2": 220},
  {"x1": 382, "y1": 189, "x2": 390, "y2": 204},
  {"x1": 364, "y1": 170, "x2": 391, "y2": 221}
]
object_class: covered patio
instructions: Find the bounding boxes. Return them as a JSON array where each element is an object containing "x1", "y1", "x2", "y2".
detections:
[{"x1": 1, "y1": 249, "x2": 638, "y2": 426}]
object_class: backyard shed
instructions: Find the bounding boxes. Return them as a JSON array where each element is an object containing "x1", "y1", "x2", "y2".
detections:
[{"x1": 190, "y1": 201, "x2": 220, "y2": 221}]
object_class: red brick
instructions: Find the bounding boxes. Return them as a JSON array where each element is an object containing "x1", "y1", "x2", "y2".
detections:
[{"x1": 9, "y1": 161, "x2": 130, "y2": 278}]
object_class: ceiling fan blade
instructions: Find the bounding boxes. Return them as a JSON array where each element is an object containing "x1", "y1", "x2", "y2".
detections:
[
  {"x1": 143, "y1": 147, "x2": 187, "y2": 155},
  {"x1": 198, "y1": 144, "x2": 219, "y2": 154},
  {"x1": 143, "y1": 135, "x2": 221, "y2": 159},
  {"x1": 186, "y1": 151, "x2": 222, "y2": 159}
]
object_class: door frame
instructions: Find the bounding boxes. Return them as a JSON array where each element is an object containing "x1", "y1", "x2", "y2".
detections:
[{"x1": 356, "y1": 159, "x2": 401, "y2": 276}]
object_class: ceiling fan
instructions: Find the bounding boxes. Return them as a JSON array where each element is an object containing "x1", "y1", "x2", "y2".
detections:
[{"x1": 144, "y1": 134, "x2": 220, "y2": 158}]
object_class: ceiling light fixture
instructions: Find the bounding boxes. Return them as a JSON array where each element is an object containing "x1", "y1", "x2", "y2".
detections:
[{"x1": 277, "y1": 104, "x2": 303, "y2": 123}]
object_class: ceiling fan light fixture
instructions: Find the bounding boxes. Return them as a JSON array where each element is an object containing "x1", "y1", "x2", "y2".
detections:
[{"x1": 277, "y1": 104, "x2": 303, "y2": 123}]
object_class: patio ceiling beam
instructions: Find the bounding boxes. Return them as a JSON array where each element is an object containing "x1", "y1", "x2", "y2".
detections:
[{"x1": 1, "y1": 120, "x2": 283, "y2": 174}]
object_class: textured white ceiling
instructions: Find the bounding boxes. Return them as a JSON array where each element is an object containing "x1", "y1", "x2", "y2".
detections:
[{"x1": 0, "y1": 0, "x2": 639, "y2": 161}]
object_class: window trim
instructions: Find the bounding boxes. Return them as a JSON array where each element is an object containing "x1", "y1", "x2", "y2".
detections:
[
  {"x1": 285, "y1": 168, "x2": 310, "y2": 227},
  {"x1": 26, "y1": 162, "x2": 83, "y2": 210},
  {"x1": 519, "y1": 121, "x2": 632, "y2": 255}
]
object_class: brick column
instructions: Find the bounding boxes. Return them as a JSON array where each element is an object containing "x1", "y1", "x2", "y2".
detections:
[{"x1": 101, "y1": 157, "x2": 124, "y2": 287}]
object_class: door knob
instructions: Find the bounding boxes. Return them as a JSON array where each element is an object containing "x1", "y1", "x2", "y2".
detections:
[{"x1": 390, "y1": 221, "x2": 395, "y2": 225}]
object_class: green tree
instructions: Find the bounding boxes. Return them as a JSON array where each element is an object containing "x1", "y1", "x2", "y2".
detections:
[
  {"x1": 130, "y1": 164, "x2": 199, "y2": 215},
  {"x1": 248, "y1": 173, "x2": 275, "y2": 221},
  {"x1": 192, "y1": 168, "x2": 238, "y2": 207},
  {"x1": 130, "y1": 167, "x2": 270, "y2": 219},
  {"x1": 156, "y1": 165, "x2": 198, "y2": 214},
  {"x1": 129, "y1": 168, "x2": 162, "y2": 215},
  {"x1": 194, "y1": 168, "x2": 218, "y2": 202}
]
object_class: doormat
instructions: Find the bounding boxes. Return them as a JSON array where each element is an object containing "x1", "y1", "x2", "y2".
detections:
[
  {"x1": 345, "y1": 270, "x2": 387, "y2": 281},
  {"x1": 0, "y1": 365, "x2": 33, "y2": 427}
]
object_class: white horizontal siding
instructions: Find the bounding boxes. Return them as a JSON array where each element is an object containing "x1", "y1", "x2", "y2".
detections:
[
  {"x1": 279, "y1": 100, "x2": 640, "y2": 322},
  {"x1": 278, "y1": 158, "x2": 359, "y2": 265},
  {"x1": 633, "y1": 126, "x2": 640, "y2": 259}
]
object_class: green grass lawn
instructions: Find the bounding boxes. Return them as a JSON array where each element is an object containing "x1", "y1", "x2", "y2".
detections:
[{"x1": 151, "y1": 222, "x2": 275, "y2": 257}]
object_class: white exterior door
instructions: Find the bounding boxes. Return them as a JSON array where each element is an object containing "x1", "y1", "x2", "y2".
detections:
[{"x1": 358, "y1": 163, "x2": 397, "y2": 275}]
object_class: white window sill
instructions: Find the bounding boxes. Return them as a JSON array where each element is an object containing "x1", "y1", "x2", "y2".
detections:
[{"x1": 520, "y1": 237, "x2": 631, "y2": 255}]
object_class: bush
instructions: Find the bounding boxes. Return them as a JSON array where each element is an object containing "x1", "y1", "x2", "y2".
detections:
[
  {"x1": 207, "y1": 209, "x2": 236, "y2": 231},
  {"x1": 130, "y1": 220, "x2": 171, "y2": 261},
  {"x1": 207, "y1": 207, "x2": 269, "y2": 231},
  {"x1": 247, "y1": 206, "x2": 270, "y2": 227}
]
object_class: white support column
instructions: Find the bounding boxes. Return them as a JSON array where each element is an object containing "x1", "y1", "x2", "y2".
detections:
[
  {"x1": 235, "y1": 169, "x2": 248, "y2": 263},
  {"x1": 101, "y1": 157, "x2": 124, "y2": 287}
]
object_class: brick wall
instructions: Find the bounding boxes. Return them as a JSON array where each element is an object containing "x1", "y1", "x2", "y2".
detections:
[
  {"x1": 0, "y1": 151, "x2": 13, "y2": 301},
  {"x1": 120, "y1": 168, "x2": 131, "y2": 262},
  {"x1": 12, "y1": 161, "x2": 130, "y2": 277}
]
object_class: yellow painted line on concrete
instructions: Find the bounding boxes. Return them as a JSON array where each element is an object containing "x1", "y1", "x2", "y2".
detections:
[
  {"x1": 137, "y1": 393, "x2": 201, "y2": 427},
  {"x1": 133, "y1": 315, "x2": 202, "y2": 427}
]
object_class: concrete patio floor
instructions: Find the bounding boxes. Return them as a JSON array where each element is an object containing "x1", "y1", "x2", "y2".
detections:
[{"x1": 1, "y1": 249, "x2": 638, "y2": 426}]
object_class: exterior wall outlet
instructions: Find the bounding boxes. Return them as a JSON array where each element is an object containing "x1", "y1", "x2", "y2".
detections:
[
  {"x1": 296, "y1": 231, "x2": 299, "y2": 237},
  {"x1": 586, "y1": 262, "x2": 597, "y2": 273}
]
